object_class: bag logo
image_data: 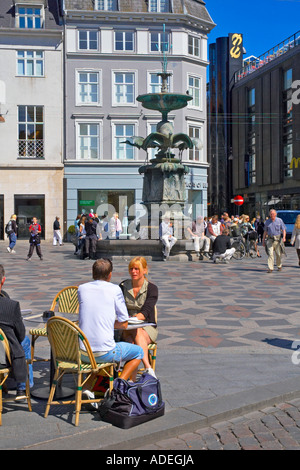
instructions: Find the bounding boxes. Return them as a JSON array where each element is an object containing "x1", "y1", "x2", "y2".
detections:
[{"x1": 148, "y1": 394, "x2": 158, "y2": 406}]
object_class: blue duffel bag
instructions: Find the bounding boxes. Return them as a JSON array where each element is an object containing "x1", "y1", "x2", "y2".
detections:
[{"x1": 98, "y1": 372, "x2": 165, "y2": 429}]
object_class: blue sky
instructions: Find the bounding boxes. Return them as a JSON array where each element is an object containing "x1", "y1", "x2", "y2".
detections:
[{"x1": 206, "y1": 0, "x2": 300, "y2": 58}]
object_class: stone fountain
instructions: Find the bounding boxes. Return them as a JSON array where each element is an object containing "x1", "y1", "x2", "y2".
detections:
[{"x1": 93, "y1": 37, "x2": 204, "y2": 260}]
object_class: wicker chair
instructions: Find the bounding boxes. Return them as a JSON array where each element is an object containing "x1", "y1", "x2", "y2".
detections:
[
  {"x1": 0, "y1": 328, "x2": 32, "y2": 426},
  {"x1": 29, "y1": 286, "x2": 79, "y2": 363},
  {"x1": 44, "y1": 316, "x2": 115, "y2": 426}
]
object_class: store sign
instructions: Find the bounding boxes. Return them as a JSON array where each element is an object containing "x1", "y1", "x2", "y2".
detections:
[
  {"x1": 79, "y1": 200, "x2": 95, "y2": 206},
  {"x1": 229, "y1": 33, "x2": 243, "y2": 59},
  {"x1": 185, "y1": 182, "x2": 208, "y2": 189},
  {"x1": 290, "y1": 158, "x2": 300, "y2": 170}
]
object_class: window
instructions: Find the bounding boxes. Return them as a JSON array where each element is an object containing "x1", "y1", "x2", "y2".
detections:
[
  {"x1": 188, "y1": 125, "x2": 203, "y2": 162},
  {"x1": 17, "y1": 6, "x2": 43, "y2": 29},
  {"x1": 115, "y1": 31, "x2": 134, "y2": 52},
  {"x1": 149, "y1": 0, "x2": 170, "y2": 12},
  {"x1": 188, "y1": 36, "x2": 201, "y2": 58},
  {"x1": 95, "y1": 0, "x2": 117, "y2": 10},
  {"x1": 77, "y1": 71, "x2": 101, "y2": 105},
  {"x1": 18, "y1": 106, "x2": 44, "y2": 158},
  {"x1": 17, "y1": 50, "x2": 44, "y2": 77},
  {"x1": 188, "y1": 75, "x2": 201, "y2": 108},
  {"x1": 78, "y1": 31, "x2": 98, "y2": 51},
  {"x1": 247, "y1": 88, "x2": 256, "y2": 185},
  {"x1": 77, "y1": 123, "x2": 100, "y2": 160},
  {"x1": 114, "y1": 124, "x2": 135, "y2": 160},
  {"x1": 148, "y1": 72, "x2": 170, "y2": 93},
  {"x1": 148, "y1": 122, "x2": 158, "y2": 159},
  {"x1": 113, "y1": 72, "x2": 135, "y2": 105},
  {"x1": 284, "y1": 68, "x2": 293, "y2": 91},
  {"x1": 150, "y1": 32, "x2": 170, "y2": 53}
]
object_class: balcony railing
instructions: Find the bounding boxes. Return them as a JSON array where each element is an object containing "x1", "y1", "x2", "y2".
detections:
[
  {"x1": 18, "y1": 139, "x2": 44, "y2": 158},
  {"x1": 235, "y1": 31, "x2": 300, "y2": 82}
]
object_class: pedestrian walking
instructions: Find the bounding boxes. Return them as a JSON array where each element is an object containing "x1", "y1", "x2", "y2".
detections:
[
  {"x1": 290, "y1": 214, "x2": 300, "y2": 267},
  {"x1": 6, "y1": 214, "x2": 18, "y2": 254},
  {"x1": 26, "y1": 217, "x2": 43, "y2": 261},
  {"x1": 53, "y1": 216, "x2": 64, "y2": 246},
  {"x1": 109, "y1": 212, "x2": 122, "y2": 239},
  {"x1": 262, "y1": 209, "x2": 286, "y2": 273}
]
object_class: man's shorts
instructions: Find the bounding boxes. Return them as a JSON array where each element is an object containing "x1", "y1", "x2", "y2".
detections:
[{"x1": 81, "y1": 342, "x2": 144, "y2": 364}]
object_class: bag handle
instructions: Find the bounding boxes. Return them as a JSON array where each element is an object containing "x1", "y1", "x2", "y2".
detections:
[{"x1": 98, "y1": 392, "x2": 116, "y2": 419}]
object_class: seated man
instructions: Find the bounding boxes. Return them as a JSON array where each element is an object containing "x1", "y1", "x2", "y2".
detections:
[
  {"x1": 212, "y1": 229, "x2": 236, "y2": 264},
  {"x1": 78, "y1": 259, "x2": 144, "y2": 405},
  {"x1": 207, "y1": 215, "x2": 223, "y2": 242},
  {"x1": 159, "y1": 216, "x2": 177, "y2": 261},
  {"x1": 0, "y1": 264, "x2": 33, "y2": 400},
  {"x1": 187, "y1": 216, "x2": 210, "y2": 258}
]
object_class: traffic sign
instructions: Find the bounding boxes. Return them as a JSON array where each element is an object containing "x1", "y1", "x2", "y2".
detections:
[{"x1": 233, "y1": 195, "x2": 244, "y2": 206}]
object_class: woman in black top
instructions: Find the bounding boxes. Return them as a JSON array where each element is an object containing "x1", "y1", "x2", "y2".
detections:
[{"x1": 120, "y1": 256, "x2": 158, "y2": 378}]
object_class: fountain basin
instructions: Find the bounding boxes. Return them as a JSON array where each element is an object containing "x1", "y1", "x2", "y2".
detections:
[{"x1": 137, "y1": 93, "x2": 192, "y2": 115}]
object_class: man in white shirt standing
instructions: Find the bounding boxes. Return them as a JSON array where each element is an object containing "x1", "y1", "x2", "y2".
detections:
[{"x1": 78, "y1": 259, "x2": 144, "y2": 405}]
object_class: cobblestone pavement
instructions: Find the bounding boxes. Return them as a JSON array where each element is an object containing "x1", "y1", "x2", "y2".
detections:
[{"x1": 140, "y1": 399, "x2": 300, "y2": 450}]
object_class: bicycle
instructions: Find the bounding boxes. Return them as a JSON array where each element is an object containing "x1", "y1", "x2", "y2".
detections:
[
  {"x1": 231, "y1": 235, "x2": 258, "y2": 260},
  {"x1": 231, "y1": 236, "x2": 246, "y2": 260}
]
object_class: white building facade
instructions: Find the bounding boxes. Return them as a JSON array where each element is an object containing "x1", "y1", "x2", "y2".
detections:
[{"x1": 0, "y1": 0, "x2": 63, "y2": 240}]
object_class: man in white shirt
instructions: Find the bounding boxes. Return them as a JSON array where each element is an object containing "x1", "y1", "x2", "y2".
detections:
[
  {"x1": 159, "y1": 216, "x2": 177, "y2": 261},
  {"x1": 78, "y1": 259, "x2": 144, "y2": 402}
]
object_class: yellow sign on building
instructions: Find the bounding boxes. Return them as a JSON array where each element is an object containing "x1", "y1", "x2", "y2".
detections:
[
  {"x1": 290, "y1": 157, "x2": 300, "y2": 169},
  {"x1": 230, "y1": 34, "x2": 243, "y2": 59}
]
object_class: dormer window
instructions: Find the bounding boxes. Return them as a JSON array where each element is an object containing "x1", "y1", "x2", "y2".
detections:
[
  {"x1": 94, "y1": 0, "x2": 118, "y2": 11},
  {"x1": 16, "y1": 5, "x2": 44, "y2": 29},
  {"x1": 149, "y1": 0, "x2": 171, "y2": 13}
]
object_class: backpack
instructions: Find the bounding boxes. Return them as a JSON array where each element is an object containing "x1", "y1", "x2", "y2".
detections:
[
  {"x1": 98, "y1": 372, "x2": 165, "y2": 429},
  {"x1": 5, "y1": 221, "x2": 12, "y2": 235}
]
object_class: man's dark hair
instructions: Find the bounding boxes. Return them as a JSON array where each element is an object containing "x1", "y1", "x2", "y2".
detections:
[
  {"x1": 92, "y1": 258, "x2": 113, "y2": 280},
  {"x1": 223, "y1": 228, "x2": 229, "y2": 236},
  {"x1": 0, "y1": 264, "x2": 5, "y2": 283}
]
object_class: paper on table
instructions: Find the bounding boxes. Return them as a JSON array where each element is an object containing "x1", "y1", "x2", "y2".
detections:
[{"x1": 128, "y1": 317, "x2": 144, "y2": 324}]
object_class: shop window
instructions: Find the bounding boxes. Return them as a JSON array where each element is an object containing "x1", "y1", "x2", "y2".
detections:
[{"x1": 14, "y1": 195, "x2": 45, "y2": 239}]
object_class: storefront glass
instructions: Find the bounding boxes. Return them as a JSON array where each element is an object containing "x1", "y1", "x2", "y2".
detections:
[
  {"x1": 78, "y1": 189, "x2": 135, "y2": 236},
  {"x1": 14, "y1": 195, "x2": 45, "y2": 239}
]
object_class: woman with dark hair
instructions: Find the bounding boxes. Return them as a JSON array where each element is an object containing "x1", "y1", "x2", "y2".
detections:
[{"x1": 120, "y1": 256, "x2": 158, "y2": 378}]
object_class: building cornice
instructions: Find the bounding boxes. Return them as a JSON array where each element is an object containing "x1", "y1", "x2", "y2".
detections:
[
  {"x1": 0, "y1": 27, "x2": 62, "y2": 38},
  {"x1": 63, "y1": 11, "x2": 215, "y2": 33}
]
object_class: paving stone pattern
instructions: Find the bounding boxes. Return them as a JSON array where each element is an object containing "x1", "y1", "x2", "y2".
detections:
[{"x1": 1, "y1": 240, "x2": 300, "y2": 449}]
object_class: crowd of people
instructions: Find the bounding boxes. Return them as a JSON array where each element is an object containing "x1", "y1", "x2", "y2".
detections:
[{"x1": 4, "y1": 208, "x2": 300, "y2": 270}]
